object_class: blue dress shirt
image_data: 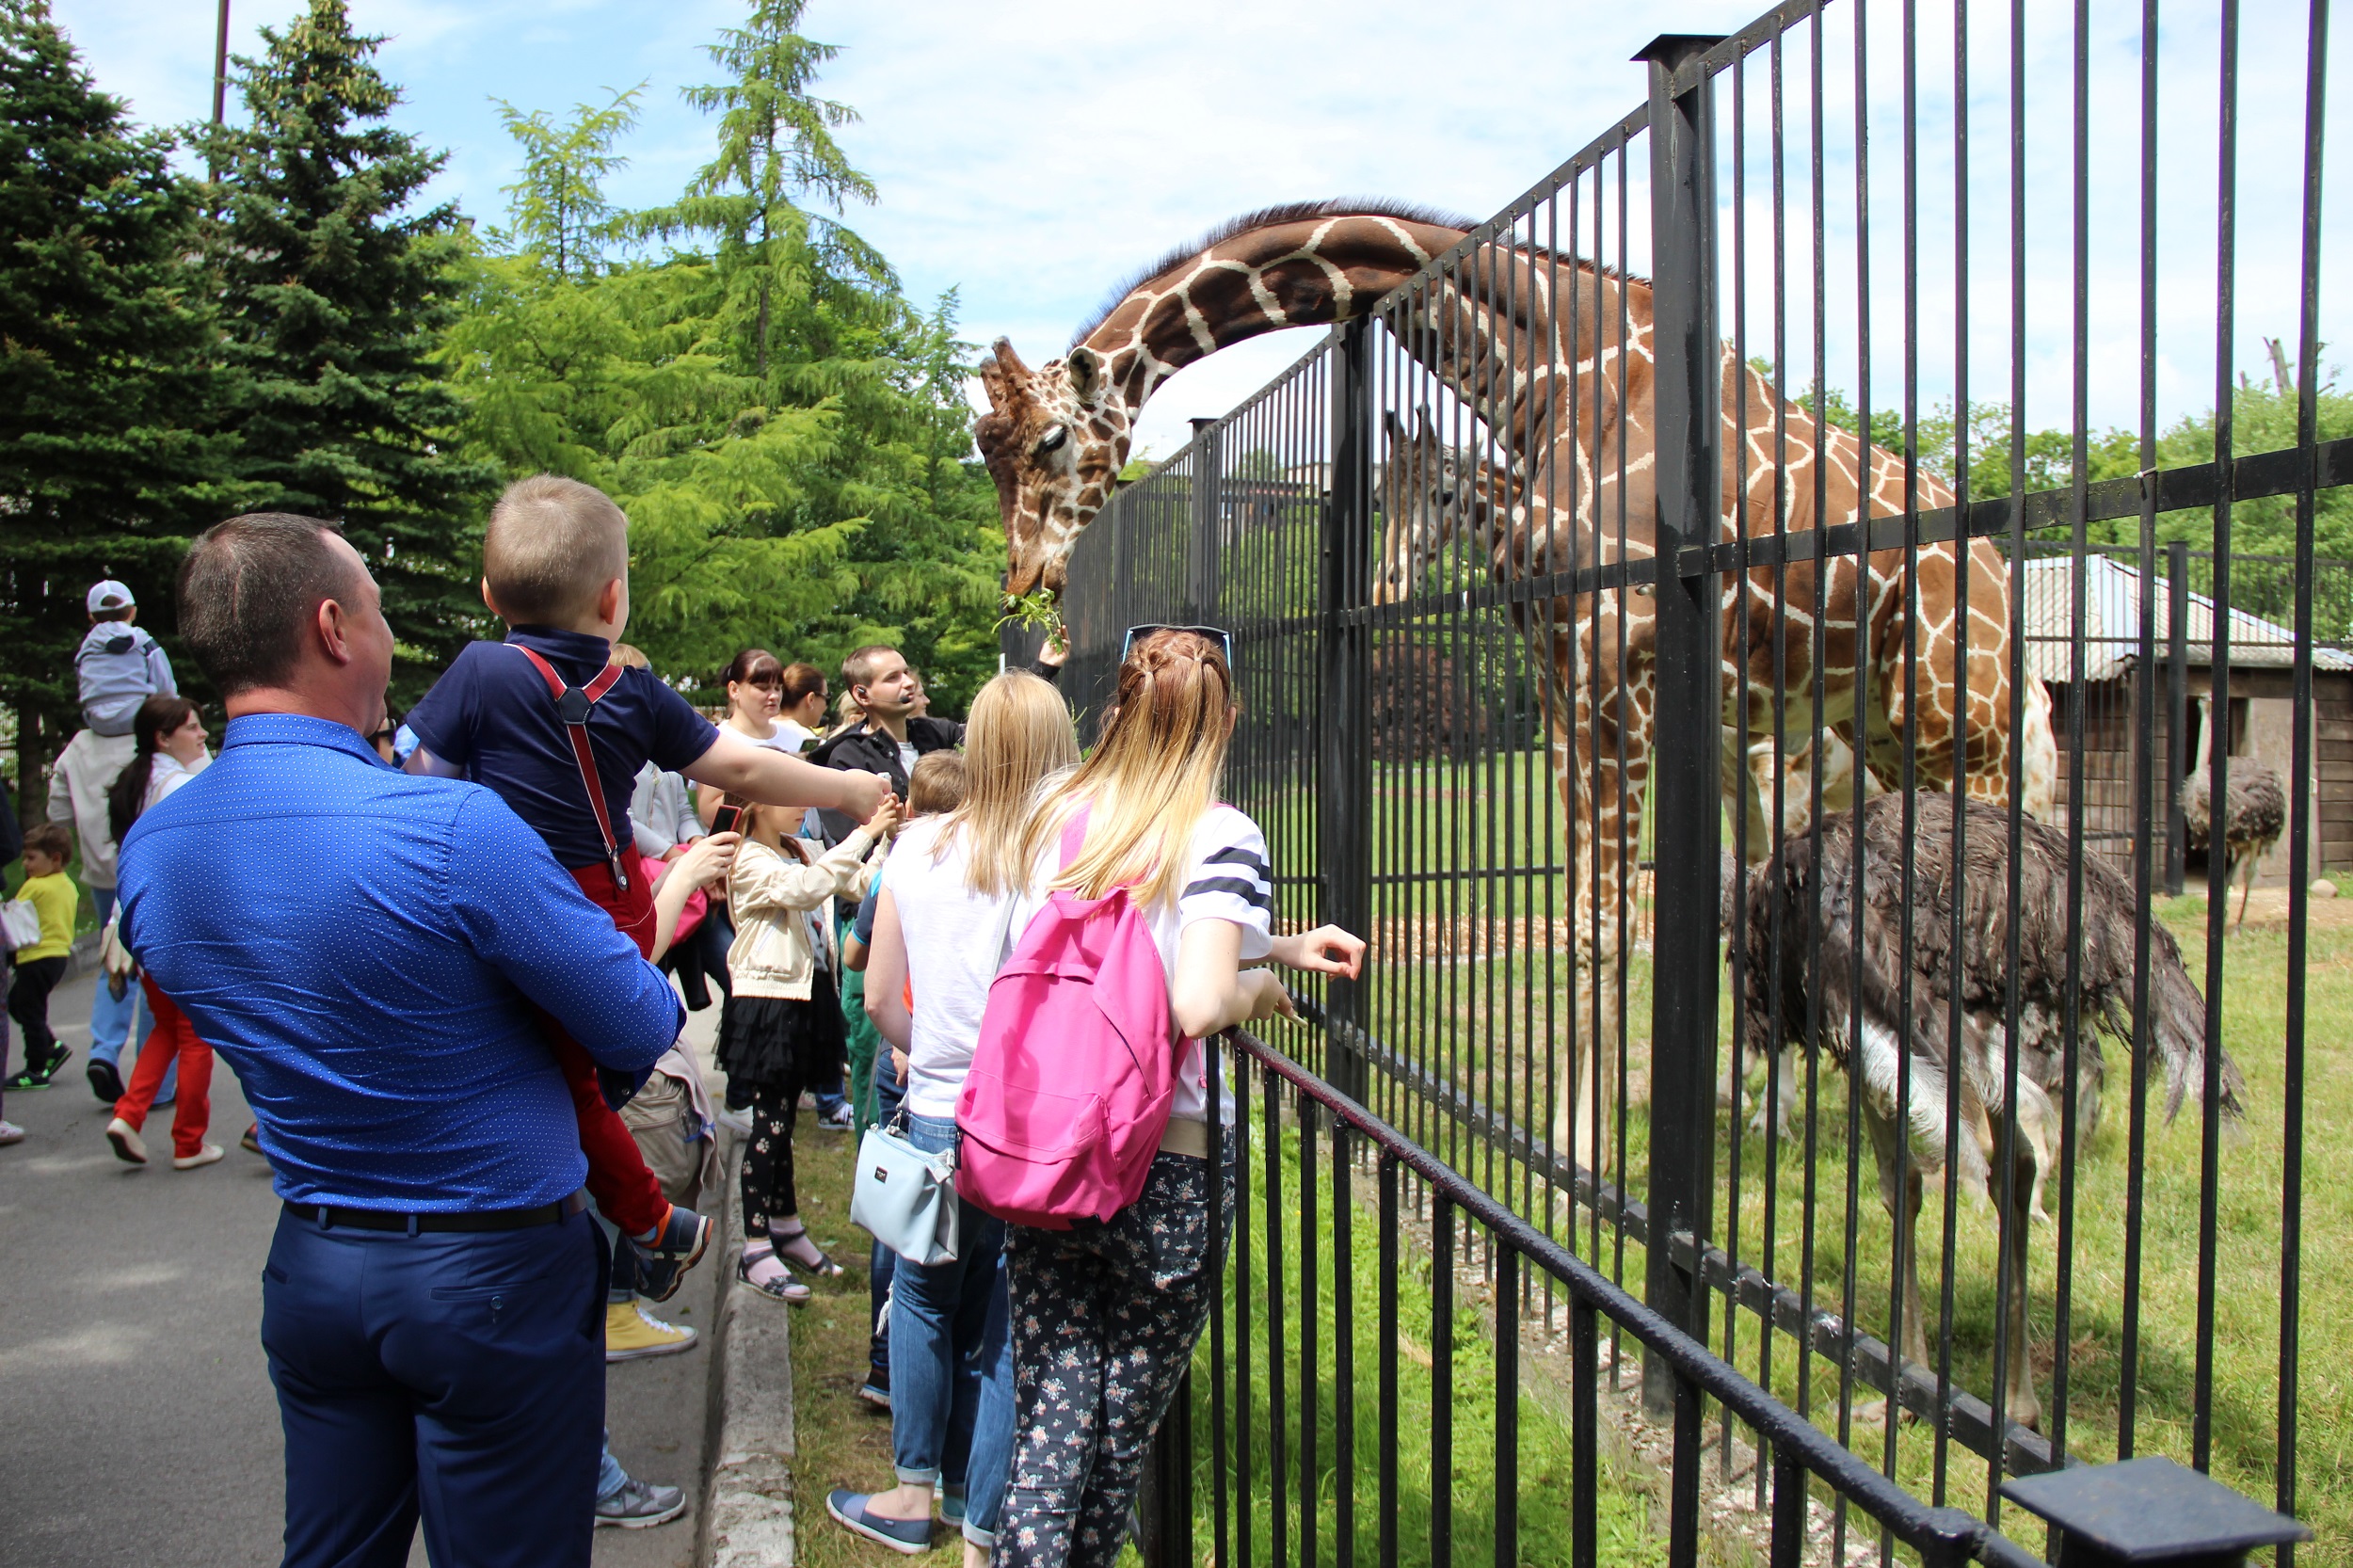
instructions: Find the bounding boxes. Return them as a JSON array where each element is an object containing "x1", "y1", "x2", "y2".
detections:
[{"x1": 118, "y1": 712, "x2": 684, "y2": 1211}]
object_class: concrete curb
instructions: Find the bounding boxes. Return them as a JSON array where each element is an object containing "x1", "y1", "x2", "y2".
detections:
[{"x1": 699, "y1": 1133, "x2": 799, "y2": 1567}]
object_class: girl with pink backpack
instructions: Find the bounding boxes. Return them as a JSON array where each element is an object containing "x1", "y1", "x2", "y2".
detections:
[{"x1": 979, "y1": 628, "x2": 1362, "y2": 1568}]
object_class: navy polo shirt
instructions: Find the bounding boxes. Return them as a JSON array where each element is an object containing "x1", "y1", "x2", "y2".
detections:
[
  {"x1": 118, "y1": 713, "x2": 683, "y2": 1210},
  {"x1": 406, "y1": 627, "x2": 721, "y2": 871}
]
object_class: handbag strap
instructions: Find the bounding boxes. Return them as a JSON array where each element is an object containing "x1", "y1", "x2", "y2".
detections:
[{"x1": 511, "y1": 644, "x2": 630, "y2": 892}]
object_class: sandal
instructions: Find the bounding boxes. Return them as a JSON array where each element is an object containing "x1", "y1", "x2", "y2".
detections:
[
  {"x1": 738, "y1": 1241, "x2": 811, "y2": 1304},
  {"x1": 771, "y1": 1224, "x2": 845, "y2": 1280}
]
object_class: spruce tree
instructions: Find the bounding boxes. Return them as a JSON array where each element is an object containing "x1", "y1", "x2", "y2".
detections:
[
  {"x1": 196, "y1": 0, "x2": 491, "y2": 703},
  {"x1": 0, "y1": 0, "x2": 219, "y2": 810}
]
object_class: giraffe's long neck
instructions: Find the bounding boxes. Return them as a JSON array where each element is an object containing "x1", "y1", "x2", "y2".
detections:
[{"x1": 1078, "y1": 213, "x2": 1470, "y2": 418}]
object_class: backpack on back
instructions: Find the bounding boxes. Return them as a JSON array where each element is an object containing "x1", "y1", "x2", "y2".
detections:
[{"x1": 955, "y1": 809, "x2": 1179, "y2": 1228}]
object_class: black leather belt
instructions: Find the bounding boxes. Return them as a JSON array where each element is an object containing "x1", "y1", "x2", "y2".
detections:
[{"x1": 282, "y1": 1191, "x2": 587, "y2": 1233}]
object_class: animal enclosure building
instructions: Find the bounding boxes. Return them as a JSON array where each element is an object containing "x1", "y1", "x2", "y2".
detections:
[{"x1": 2017, "y1": 546, "x2": 2353, "y2": 885}]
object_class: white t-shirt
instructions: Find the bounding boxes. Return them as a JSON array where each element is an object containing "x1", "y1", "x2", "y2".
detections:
[
  {"x1": 896, "y1": 740, "x2": 920, "y2": 778},
  {"x1": 881, "y1": 815, "x2": 1018, "y2": 1118},
  {"x1": 777, "y1": 718, "x2": 818, "y2": 755},
  {"x1": 1009, "y1": 802, "x2": 1274, "y2": 1127}
]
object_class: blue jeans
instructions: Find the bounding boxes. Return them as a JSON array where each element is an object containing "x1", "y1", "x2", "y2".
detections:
[
  {"x1": 87, "y1": 887, "x2": 167, "y2": 1096},
  {"x1": 596, "y1": 1431, "x2": 628, "y2": 1504},
  {"x1": 888, "y1": 1112, "x2": 1012, "y2": 1543},
  {"x1": 262, "y1": 1206, "x2": 605, "y2": 1567}
]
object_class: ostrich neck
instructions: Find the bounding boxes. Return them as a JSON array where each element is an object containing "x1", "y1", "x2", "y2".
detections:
[{"x1": 1075, "y1": 215, "x2": 1469, "y2": 418}]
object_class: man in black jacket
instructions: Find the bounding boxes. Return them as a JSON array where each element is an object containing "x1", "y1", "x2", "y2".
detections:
[{"x1": 807, "y1": 643, "x2": 1063, "y2": 842}]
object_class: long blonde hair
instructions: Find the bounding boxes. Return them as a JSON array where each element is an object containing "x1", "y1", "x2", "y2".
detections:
[
  {"x1": 936, "y1": 670, "x2": 1080, "y2": 896},
  {"x1": 1026, "y1": 630, "x2": 1236, "y2": 909}
]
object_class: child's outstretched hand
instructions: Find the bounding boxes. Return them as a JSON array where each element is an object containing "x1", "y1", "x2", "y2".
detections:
[
  {"x1": 1272, "y1": 925, "x2": 1367, "y2": 981},
  {"x1": 862, "y1": 795, "x2": 903, "y2": 840}
]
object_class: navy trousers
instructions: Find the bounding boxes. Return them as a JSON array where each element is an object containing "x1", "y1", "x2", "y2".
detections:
[{"x1": 261, "y1": 1206, "x2": 605, "y2": 1568}]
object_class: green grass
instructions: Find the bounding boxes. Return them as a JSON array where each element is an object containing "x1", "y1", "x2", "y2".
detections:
[{"x1": 1189, "y1": 1083, "x2": 1662, "y2": 1567}]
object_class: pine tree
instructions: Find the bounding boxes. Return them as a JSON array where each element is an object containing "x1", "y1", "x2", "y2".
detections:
[
  {"x1": 195, "y1": 0, "x2": 492, "y2": 703},
  {"x1": 0, "y1": 0, "x2": 220, "y2": 810}
]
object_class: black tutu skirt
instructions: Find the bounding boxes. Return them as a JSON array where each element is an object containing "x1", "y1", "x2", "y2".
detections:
[{"x1": 716, "y1": 970, "x2": 845, "y2": 1090}]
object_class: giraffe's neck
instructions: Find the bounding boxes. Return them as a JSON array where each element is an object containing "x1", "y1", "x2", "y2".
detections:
[{"x1": 1076, "y1": 211, "x2": 1470, "y2": 418}]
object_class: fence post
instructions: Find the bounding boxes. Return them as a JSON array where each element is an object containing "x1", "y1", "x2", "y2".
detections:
[
  {"x1": 1190, "y1": 417, "x2": 1223, "y2": 623},
  {"x1": 2167, "y1": 539, "x2": 2189, "y2": 896},
  {"x1": 1637, "y1": 31, "x2": 1725, "y2": 1416},
  {"x1": 1322, "y1": 318, "x2": 1376, "y2": 1099}
]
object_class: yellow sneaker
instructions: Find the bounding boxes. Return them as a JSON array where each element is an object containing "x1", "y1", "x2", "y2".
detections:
[{"x1": 605, "y1": 1300, "x2": 697, "y2": 1362}]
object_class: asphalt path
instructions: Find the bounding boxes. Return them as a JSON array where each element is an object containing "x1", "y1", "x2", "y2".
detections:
[{"x1": 0, "y1": 966, "x2": 726, "y2": 1568}]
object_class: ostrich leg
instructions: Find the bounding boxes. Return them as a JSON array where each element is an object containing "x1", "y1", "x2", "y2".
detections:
[
  {"x1": 1995, "y1": 1128, "x2": 2043, "y2": 1433},
  {"x1": 1860, "y1": 1093, "x2": 1931, "y2": 1384},
  {"x1": 2235, "y1": 849, "x2": 2256, "y2": 933}
]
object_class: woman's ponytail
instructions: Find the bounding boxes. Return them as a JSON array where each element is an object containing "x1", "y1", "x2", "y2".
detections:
[{"x1": 107, "y1": 694, "x2": 197, "y2": 844}]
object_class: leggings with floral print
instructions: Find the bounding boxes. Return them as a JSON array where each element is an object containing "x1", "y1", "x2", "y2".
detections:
[{"x1": 992, "y1": 1150, "x2": 1234, "y2": 1568}]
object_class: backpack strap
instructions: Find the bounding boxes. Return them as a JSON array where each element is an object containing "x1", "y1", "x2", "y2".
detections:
[{"x1": 511, "y1": 644, "x2": 631, "y2": 892}]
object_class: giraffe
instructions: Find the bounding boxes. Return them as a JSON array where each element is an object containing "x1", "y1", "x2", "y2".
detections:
[{"x1": 976, "y1": 200, "x2": 2057, "y2": 1174}]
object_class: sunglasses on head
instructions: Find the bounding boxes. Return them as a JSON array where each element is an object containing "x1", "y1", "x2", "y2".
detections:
[{"x1": 1121, "y1": 624, "x2": 1234, "y2": 668}]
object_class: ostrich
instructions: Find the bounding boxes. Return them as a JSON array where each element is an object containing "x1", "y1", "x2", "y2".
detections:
[
  {"x1": 1730, "y1": 791, "x2": 2244, "y2": 1432},
  {"x1": 2180, "y1": 760, "x2": 2287, "y2": 932}
]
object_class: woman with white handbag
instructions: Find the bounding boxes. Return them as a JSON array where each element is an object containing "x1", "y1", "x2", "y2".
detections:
[{"x1": 827, "y1": 670, "x2": 1079, "y2": 1563}]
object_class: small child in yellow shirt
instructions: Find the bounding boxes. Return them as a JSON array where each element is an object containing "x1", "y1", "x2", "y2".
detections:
[{"x1": 7, "y1": 822, "x2": 80, "y2": 1090}]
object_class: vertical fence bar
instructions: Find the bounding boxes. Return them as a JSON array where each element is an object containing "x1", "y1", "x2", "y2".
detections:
[
  {"x1": 2167, "y1": 537, "x2": 2190, "y2": 897},
  {"x1": 1378, "y1": 1155, "x2": 1400, "y2": 1568},
  {"x1": 1191, "y1": 417, "x2": 1223, "y2": 625},
  {"x1": 1637, "y1": 29, "x2": 1726, "y2": 1416},
  {"x1": 1432, "y1": 1195, "x2": 1454, "y2": 1568},
  {"x1": 1325, "y1": 318, "x2": 1375, "y2": 1101}
]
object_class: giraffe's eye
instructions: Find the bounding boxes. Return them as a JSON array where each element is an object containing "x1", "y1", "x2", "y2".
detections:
[{"x1": 1037, "y1": 425, "x2": 1068, "y2": 456}]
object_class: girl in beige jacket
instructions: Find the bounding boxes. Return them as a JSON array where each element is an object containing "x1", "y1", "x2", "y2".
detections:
[{"x1": 719, "y1": 792, "x2": 899, "y2": 1303}]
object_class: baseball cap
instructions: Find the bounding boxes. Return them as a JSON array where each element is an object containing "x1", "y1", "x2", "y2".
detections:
[{"x1": 87, "y1": 580, "x2": 136, "y2": 613}]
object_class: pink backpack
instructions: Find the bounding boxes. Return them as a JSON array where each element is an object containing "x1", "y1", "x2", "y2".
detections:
[{"x1": 955, "y1": 809, "x2": 1179, "y2": 1228}]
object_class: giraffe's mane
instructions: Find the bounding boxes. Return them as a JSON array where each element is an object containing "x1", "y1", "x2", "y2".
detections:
[
  {"x1": 1070, "y1": 199, "x2": 1649, "y2": 348},
  {"x1": 1069, "y1": 199, "x2": 1478, "y2": 347}
]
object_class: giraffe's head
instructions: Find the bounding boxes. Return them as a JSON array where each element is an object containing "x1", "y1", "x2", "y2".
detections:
[
  {"x1": 1374, "y1": 408, "x2": 1480, "y2": 606},
  {"x1": 976, "y1": 338, "x2": 1130, "y2": 598}
]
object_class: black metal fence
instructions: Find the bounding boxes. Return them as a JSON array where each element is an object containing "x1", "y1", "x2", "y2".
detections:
[{"x1": 1058, "y1": 0, "x2": 2333, "y2": 1560}]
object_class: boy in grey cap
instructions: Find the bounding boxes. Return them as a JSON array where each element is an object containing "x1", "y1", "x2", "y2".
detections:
[{"x1": 75, "y1": 580, "x2": 176, "y2": 737}]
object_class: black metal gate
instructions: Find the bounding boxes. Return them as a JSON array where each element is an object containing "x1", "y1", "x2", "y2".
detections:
[{"x1": 1056, "y1": 1, "x2": 2334, "y2": 1560}]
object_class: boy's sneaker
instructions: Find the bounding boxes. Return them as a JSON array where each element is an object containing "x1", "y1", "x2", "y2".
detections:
[
  {"x1": 605, "y1": 1301, "x2": 697, "y2": 1361},
  {"x1": 87, "y1": 1058, "x2": 124, "y2": 1103},
  {"x1": 6, "y1": 1044, "x2": 71, "y2": 1091},
  {"x1": 0, "y1": 1120, "x2": 24, "y2": 1146},
  {"x1": 628, "y1": 1205, "x2": 712, "y2": 1266},
  {"x1": 594, "y1": 1477, "x2": 685, "y2": 1529}
]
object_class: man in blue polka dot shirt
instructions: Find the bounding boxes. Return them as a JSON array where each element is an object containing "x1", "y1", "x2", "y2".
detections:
[{"x1": 119, "y1": 514, "x2": 684, "y2": 1568}]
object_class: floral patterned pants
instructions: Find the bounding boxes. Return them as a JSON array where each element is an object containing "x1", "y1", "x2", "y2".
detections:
[{"x1": 993, "y1": 1151, "x2": 1234, "y2": 1568}]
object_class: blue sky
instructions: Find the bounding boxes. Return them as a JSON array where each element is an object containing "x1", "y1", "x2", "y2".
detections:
[{"x1": 46, "y1": 0, "x2": 2353, "y2": 464}]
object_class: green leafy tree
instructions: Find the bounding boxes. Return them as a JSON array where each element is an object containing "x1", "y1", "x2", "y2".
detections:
[
  {"x1": 193, "y1": 0, "x2": 493, "y2": 705},
  {"x1": 447, "y1": 8, "x2": 1005, "y2": 709},
  {"x1": 488, "y1": 83, "x2": 643, "y2": 280},
  {"x1": 0, "y1": 0, "x2": 221, "y2": 808}
]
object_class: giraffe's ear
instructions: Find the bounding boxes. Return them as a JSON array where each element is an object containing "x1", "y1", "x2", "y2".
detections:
[
  {"x1": 1383, "y1": 409, "x2": 1405, "y2": 442},
  {"x1": 1065, "y1": 345, "x2": 1105, "y2": 406}
]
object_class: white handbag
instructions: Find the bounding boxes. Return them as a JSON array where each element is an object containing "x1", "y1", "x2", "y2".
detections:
[
  {"x1": 850, "y1": 1111, "x2": 960, "y2": 1266},
  {"x1": 1, "y1": 900, "x2": 40, "y2": 952}
]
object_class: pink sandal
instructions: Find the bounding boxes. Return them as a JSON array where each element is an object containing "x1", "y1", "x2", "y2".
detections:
[{"x1": 738, "y1": 1240, "x2": 811, "y2": 1304}]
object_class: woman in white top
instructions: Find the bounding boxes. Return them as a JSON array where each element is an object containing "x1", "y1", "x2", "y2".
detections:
[
  {"x1": 827, "y1": 669, "x2": 1080, "y2": 1562},
  {"x1": 775, "y1": 661, "x2": 830, "y2": 755},
  {"x1": 986, "y1": 629, "x2": 1361, "y2": 1568},
  {"x1": 100, "y1": 695, "x2": 218, "y2": 1168}
]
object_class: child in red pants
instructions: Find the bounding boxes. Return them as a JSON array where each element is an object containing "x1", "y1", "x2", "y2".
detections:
[
  {"x1": 104, "y1": 977, "x2": 218, "y2": 1168},
  {"x1": 403, "y1": 475, "x2": 892, "y2": 1280}
]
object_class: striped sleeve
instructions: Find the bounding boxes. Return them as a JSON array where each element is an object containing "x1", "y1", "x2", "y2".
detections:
[{"x1": 1179, "y1": 808, "x2": 1274, "y2": 960}]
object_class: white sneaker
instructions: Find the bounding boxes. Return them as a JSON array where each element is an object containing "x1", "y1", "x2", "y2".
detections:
[
  {"x1": 172, "y1": 1143, "x2": 225, "y2": 1170},
  {"x1": 0, "y1": 1120, "x2": 24, "y2": 1146},
  {"x1": 105, "y1": 1117, "x2": 149, "y2": 1164}
]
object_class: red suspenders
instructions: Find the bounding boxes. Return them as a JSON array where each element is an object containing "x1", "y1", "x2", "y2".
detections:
[{"x1": 510, "y1": 644, "x2": 632, "y2": 892}]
